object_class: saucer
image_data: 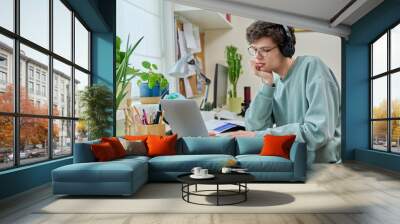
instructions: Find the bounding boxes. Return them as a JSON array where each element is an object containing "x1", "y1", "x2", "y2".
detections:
[{"x1": 190, "y1": 174, "x2": 215, "y2": 179}]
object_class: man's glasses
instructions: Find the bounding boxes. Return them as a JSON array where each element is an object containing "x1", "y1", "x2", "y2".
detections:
[{"x1": 248, "y1": 46, "x2": 278, "y2": 57}]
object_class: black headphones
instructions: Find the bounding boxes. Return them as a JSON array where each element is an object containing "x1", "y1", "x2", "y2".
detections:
[{"x1": 279, "y1": 25, "x2": 295, "y2": 58}]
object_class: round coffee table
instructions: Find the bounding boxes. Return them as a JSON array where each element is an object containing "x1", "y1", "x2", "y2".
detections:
[{"x1": 177, "y1": 173, "x2": 255, "y2": 206}]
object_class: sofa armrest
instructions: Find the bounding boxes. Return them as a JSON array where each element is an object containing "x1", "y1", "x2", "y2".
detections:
[
  {"x1": 289, "y1": 142, "x2": 307, "y2": 182},
  {"x1": 73, "y1": 140, "x2": 100, "y2": 163}
]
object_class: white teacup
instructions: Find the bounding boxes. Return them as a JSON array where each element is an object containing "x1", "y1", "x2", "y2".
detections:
[
  {"x1": 221, "y1": 167, "x2": 232, "y2": 174},
  {"x1": 191, "y1": 167, "x2": 202, "y2": 176},
  {"x1": 199, "y1": 169, "x2": 208, "y2": 176}
]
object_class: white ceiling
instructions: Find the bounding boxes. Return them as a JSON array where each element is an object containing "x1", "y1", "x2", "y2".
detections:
[
  {"x1": 168, "y1": 0, "x2": 384, "y2": 37},
  {"x1": 226, "y1": 0, "x2": 352, "y2": 22}
]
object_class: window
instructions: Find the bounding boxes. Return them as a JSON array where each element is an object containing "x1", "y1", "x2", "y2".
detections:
[
  {"x1": 74, "y1": 18, "x2": 89, "y2": 70},
  {"x1": 28, "y1": 81, "x2": 34, "y2": 94},
  {"x1": 35, "y1": 83, "x2": 40, "y2": 95},
  {"x1": 28, "y1": 67, "x2": 34, "y2": 80},
  {"x1": 371, "y1": 22, "x2": 400, "y2": 154},
  {"x1": 0, "y1": 0, "x2": 14, "y2": 32},
  {"x1": 0, "y1": 0, "x2": 91, "y2": 170},
  {"x1": 0, "y1": 71, "x2": 6, "y2": 85},
  {"x1": 53, "y1": 0, "x2": 72, "y2": 60},
  {"x1": 35, "y1": 70, "x2": 41, "y2": 81},
  {"x1": 42, "y1": 85, "x2": 46, "y2": 97},
  {"x1": 0, "y1": 54, "x2": 7, "y2": 67},
  {"x1": 53, "y1": 59, "x2": 72, "y2": 117},
  {"x1": 20, "y1": 0, "x2": 49, "y2": 49}
]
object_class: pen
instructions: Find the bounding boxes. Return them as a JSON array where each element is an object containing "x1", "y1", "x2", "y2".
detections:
[{"x1": 142, "y1": 109, "x2": 148, "y2": 125}]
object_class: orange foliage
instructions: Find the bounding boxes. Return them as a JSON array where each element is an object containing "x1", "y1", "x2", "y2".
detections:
[{"x1": 0, "y1": 84, "x2": 60, "y2": 149}]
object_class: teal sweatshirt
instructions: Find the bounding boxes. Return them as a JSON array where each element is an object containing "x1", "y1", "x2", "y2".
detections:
[{"x1": 245, "y1": 56, "x2": 341, "y2": 165}]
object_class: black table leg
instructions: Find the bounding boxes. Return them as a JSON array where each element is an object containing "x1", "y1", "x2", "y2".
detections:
[
  {"x1": 245, "y1": 183, "x2": 247, "y2": 201},
  {"x1": 195, "y1": 184, "x2": 198, "y2": 192},
  {"x1": 216, "y1": 184, "x2": 219, "y2": 206}
]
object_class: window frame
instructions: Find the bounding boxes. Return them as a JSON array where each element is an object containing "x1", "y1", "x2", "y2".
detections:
[
  {"x1": 0, "y1": 0, "x2": 92, "y2": 171},
  {"x1": 370, "y1": 20, "x2": 400, "y2": 154}
]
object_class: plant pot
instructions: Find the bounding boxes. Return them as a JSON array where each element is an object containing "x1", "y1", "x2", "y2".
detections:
[
  {"x1": 139, "y1": 83, "x2": 160, "y2": 97},
  {"x1": 227, "y1": 97, "x2": 243, "y2": 113}
]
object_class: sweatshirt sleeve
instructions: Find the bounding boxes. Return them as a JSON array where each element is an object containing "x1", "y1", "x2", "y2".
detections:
[
  {"x1": 245, "y1": 84, "x2": 275, "y2": 131},
  {"x1": 256, "y1": 60, "x2": 341, "y2": 163}
]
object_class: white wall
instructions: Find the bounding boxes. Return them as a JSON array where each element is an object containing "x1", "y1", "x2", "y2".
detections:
[{"x1": 203, "y1": 15, "x2": 341, "y2": 102}]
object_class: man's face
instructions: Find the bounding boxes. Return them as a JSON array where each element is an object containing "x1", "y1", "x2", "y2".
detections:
[{"x1": 250, "y1": 37, "x2": 283, "y2": 73}]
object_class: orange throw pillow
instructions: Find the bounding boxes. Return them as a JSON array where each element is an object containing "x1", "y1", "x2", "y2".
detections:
[
  {"x1": 124, "y1": 135, "x2": 148, "y2": 142},
  {"x1": 91, "y1": 142, "x2": 117, "y2": 162},
  {"x1": 146, "y1": 134, "x2": 177, "y2": 157},
  {"x1": 260, "y1": 134, "x2": 296, "y2": 159},
  {"x1": 101, "y1": 137, "x2": 126, "y2": 158}
]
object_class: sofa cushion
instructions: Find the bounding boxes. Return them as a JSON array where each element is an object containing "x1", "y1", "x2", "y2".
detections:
[
  {"x1": 119, "y1": 138, "x2": 148, "y2": 156},
  {"x1": 101, "y1": 137, "x2": 127, "y2": 158},
  {"x1": 236, "y1": 137, "x2": 263, "y2": 155},
  {"x1": 73, "y1": 140, "x2": 100, "y2": 163},
  {"x1": 260, "y1": 134, "x2": 296, "y2": 159},
  {"x1": 236, "y1": 155, "x2": 293, "y2": 172},
  {"x1": 147, "y1": 134, "x2": 177, "y2": 157},
  {"x1": 149, "y1": 154, "x2": 235, "y2": 172},
  {"x1": 53, "y1": 159, "x2": 147, "y2": 183},
  {"x1": 91, "y1": 142, "x2": 118, "y2": 161},
  {"x1": 178, "y1": 137, "x2": 235, "y2": 155}
]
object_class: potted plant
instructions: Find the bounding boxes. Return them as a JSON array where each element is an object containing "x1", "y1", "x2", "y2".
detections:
[
  {"x1": 115, "y1": 35, "x2": 143, "y2": 110},
  {"x1": 136, "y1": 60, "x2": 169, "y2": 104},
  {"x1": 79, "y1": 84, "x2": 113, "y2": 140},
  {"x1": 225, "y1": 45, "x2": 243, "y2": 113}
]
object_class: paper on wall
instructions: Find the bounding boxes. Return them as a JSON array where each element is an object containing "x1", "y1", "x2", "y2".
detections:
[
  {"x1": 183, "y1": 22, "x2": 201, "y2": 54},
  {"x1": 183, "y1": 77, "x2": 193, "y2": 98},
  {"x1": 178, "y1": 30, "x2": 189, "y2": 57}
]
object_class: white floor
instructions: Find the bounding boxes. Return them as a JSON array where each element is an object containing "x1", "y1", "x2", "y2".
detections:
[{"x1": 1, "y1": 162, "x2": 400, "y2": 224}]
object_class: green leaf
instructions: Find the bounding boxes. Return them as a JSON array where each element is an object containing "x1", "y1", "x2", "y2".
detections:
[
  {"x1": 142, "y1": 61, "x2": 151, "y2": 69},
  {"x1": 151, "y1": 63, "x2": 158, "y2": 70},
  {"x1": 116, "y1": 36, "x2": 121, "y2": 52}
]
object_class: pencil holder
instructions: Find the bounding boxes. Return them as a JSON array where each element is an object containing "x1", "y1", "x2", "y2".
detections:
[{"x1": 134, "y1": 123, "x2": 166, "y2": 136}]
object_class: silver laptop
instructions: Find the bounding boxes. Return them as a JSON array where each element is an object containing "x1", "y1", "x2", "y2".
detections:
[{"x1": 160, "y1": 99, "x2": 208, "y2": 137}]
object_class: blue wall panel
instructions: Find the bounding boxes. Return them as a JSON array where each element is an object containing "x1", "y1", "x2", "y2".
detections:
[
  {"x1": 0, "y1": 0, "x2": 116, "y2": 200},
  {"x1": 344, "y1": 0, "x2": 400, "y2": 171},
  {"x1": 0, "y1": 158, "x2": 72, "y2": 199}
]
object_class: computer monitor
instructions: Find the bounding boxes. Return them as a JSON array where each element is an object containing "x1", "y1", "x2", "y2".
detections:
[{"x1": 213, "y1": 63, "x2": 228, "y2": 108}]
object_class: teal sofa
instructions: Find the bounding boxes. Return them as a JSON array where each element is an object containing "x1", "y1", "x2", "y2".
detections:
[{"x1": 52, "y1": 137, "x2": 306, "y2": 196}]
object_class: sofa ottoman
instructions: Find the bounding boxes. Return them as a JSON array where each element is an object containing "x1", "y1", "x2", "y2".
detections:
[{"x1": 52, "y1": 157, "x2": 148, "y2": 196}]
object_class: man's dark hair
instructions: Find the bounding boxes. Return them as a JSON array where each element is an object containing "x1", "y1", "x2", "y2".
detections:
[{"x1": 246, "y1": 21, "x2": 296, "y2": 57}]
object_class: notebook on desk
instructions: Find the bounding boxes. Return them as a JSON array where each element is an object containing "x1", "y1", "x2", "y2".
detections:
[{"x1": 205, "y1": 119, "x2": 245, "y2": 134}]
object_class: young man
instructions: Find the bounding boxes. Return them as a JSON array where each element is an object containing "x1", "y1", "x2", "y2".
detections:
[{"x1": 231, "y1": 21, "x2": 341, "y2": 165}]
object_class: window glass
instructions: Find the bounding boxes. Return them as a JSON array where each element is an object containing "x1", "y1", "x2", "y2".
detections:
[
  {"x1": 53, "y1": 59, "x2": 72, "y2": 117},
  {"x1": 53, "y1": 119, "x2": 72, "y2": 157},
  {"x1": 372, "y1": 121, "x2": 388, "y2": 151},
  {"x1": 0, "y1": 116, "x2": 13, "y2": 170},
  {"x1": 391, "y1": 24, "x2": 400, "y2": 70},
  {"x1": 74, "y1": 69, "x2": 89, "y2": 118},
  {"x1": 20, "y1": 44, "x2": 49, "y2": 115},
  {"x1": 372, "y1": 33, "x2": 387, "y2": 76},
  {"x1": 391, "y1": 72, "x2": 400, "y2": 118},
  {"x1": 0, "y1": 35, "x2": 14, "y2": 113},
  {"x1": 74, "y1": 18, "x2": 89, "y2": 70},
  {"x1": 20, "y1": 0, "x2": 49, "y2": 49},
  {"x1": 391, "y1": 120, "x2": 400, "y2": 153},
  {"x1": 0, "y1": 0, "x2": 14, "y2": 31},
  {"x1": 372, "y1": 77, "x2": 387, "y2": 119},
  {"x1": 20, "y1": 117, "x2": 49, "y2": 165},
  {"x1": 53, "y1": 0, "x2": 72, "y2": 60}
]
